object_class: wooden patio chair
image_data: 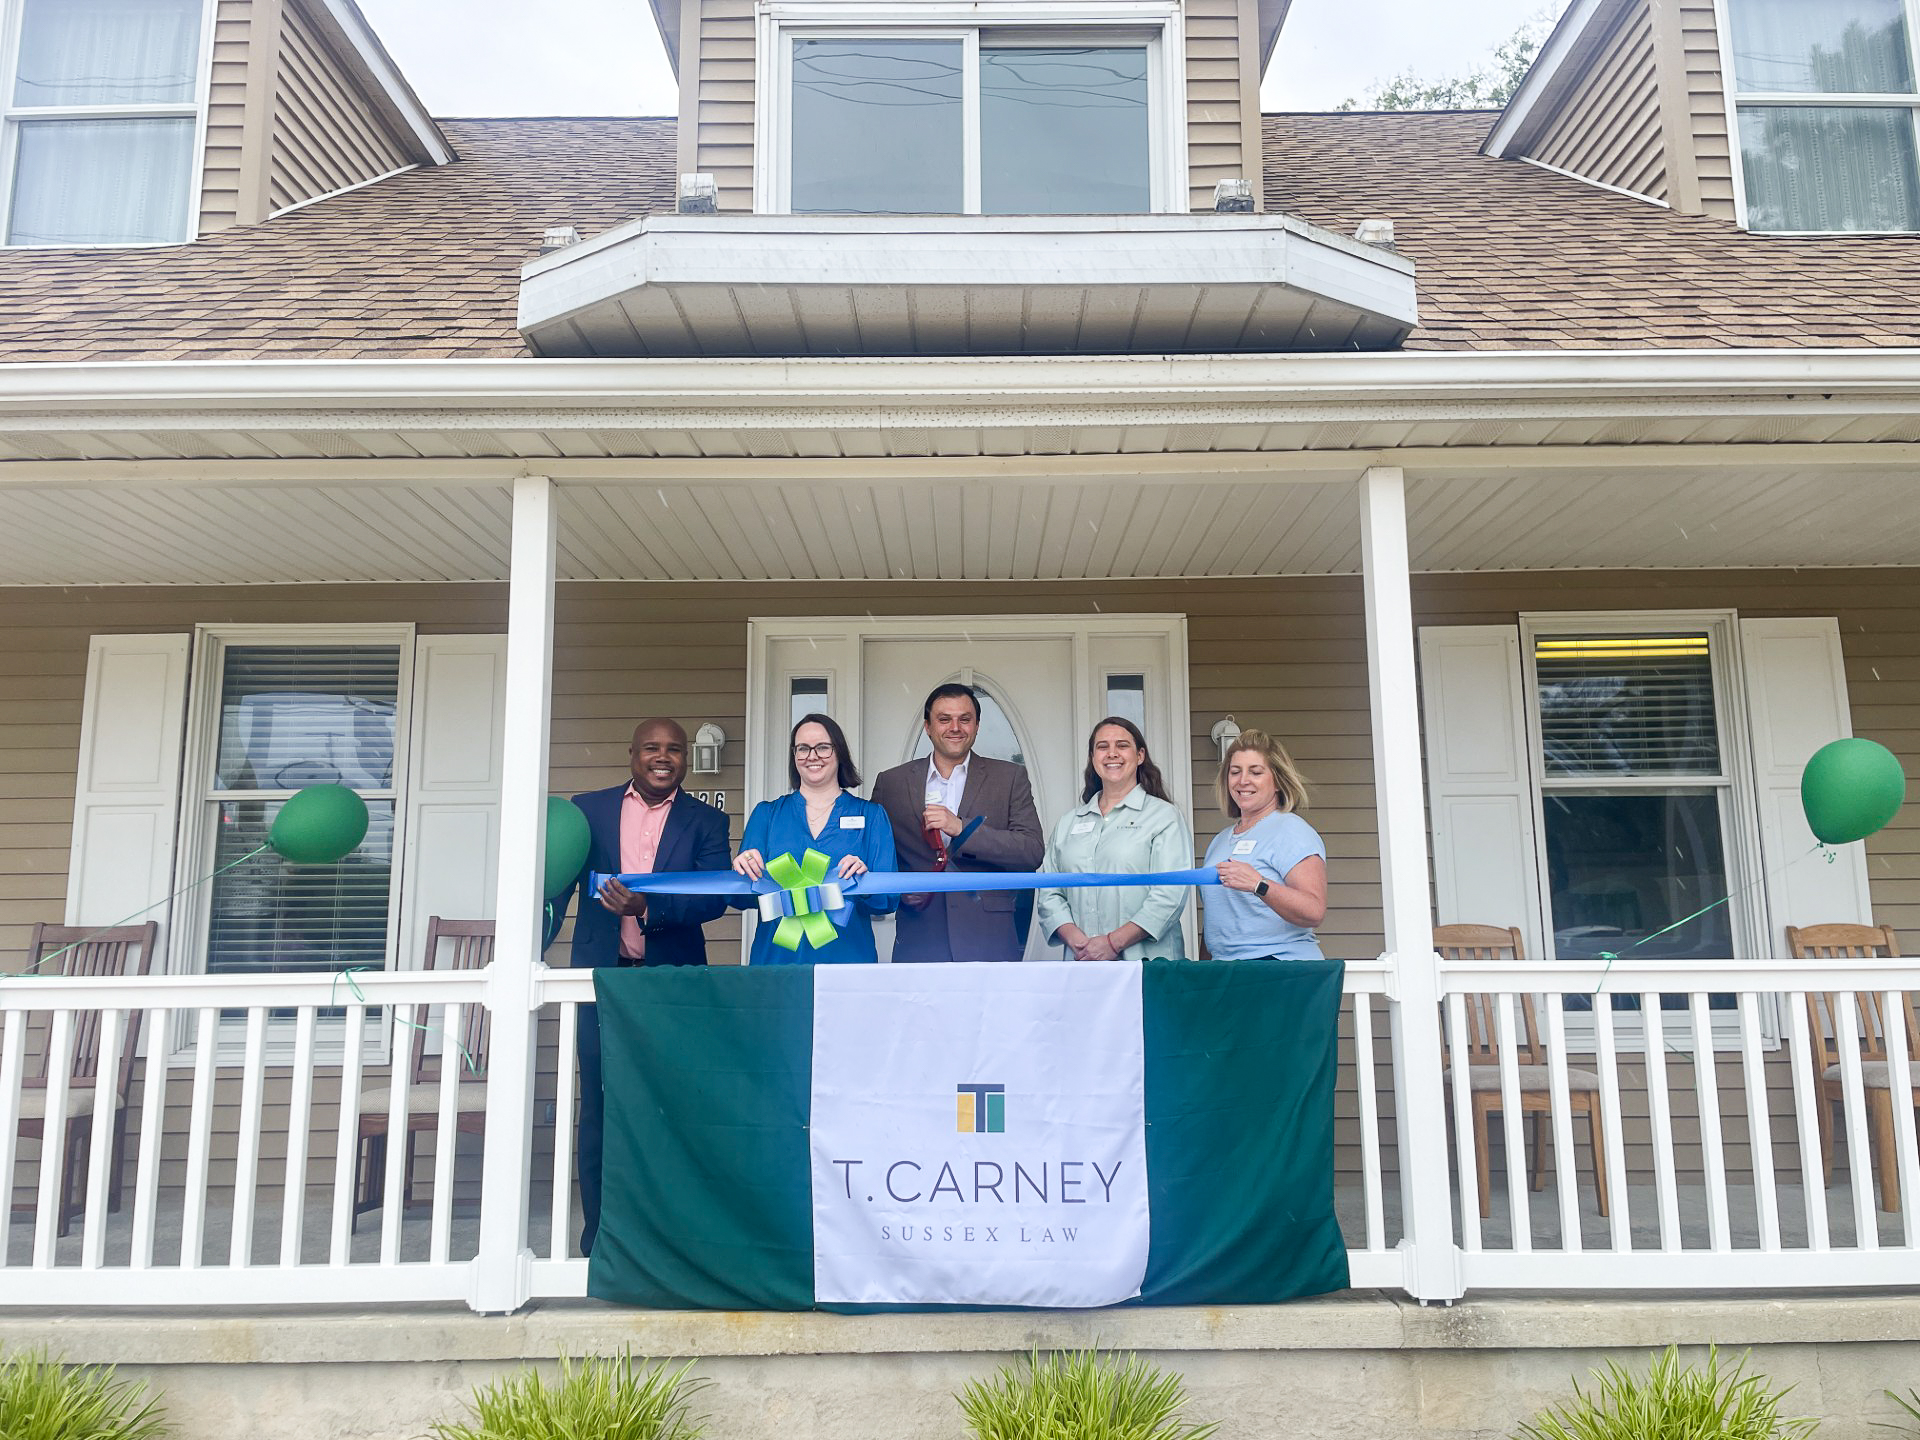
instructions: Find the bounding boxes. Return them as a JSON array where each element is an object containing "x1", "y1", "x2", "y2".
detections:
[
  {"x1": 353, "y1": 918, "x2": 493, "y2": 1225},
  {"x1": 1436, "y1": 923, "x2": 1609, "y2": 1220},
  {"x1": 1786, "y1": 922, "x2": 1911, "y2": 1212},
  {"x1": 19, "y1": 922, "x2": 159, "y2": 1237}
]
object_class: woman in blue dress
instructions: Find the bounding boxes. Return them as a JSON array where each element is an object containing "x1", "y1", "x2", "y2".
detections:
[
  {"x1": 733, "y1": 712, "x2": 898, "y2": 964},
  {"x1": 1201, "y1": 728, "x2": 1328, "y2": 961}
]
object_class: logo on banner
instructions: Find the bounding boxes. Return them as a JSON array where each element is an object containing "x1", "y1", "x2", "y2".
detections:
[{"x1": 956, "y1": 1082, "x2": 1005, "y2": 1133}]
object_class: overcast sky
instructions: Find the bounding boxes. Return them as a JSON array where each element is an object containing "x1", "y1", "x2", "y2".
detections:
[{"x1": 355, "y1": 0, "x2": 1561, "y2": 118}]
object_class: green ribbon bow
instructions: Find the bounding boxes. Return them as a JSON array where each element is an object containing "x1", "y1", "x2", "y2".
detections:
[{"x1": 764, "y1": 848, "x2": 840, "y2": 952}]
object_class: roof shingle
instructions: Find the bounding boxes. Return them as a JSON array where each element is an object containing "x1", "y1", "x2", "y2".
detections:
[{"x1": 0, "y1": 111, "x2": 1916, "y2": 361}]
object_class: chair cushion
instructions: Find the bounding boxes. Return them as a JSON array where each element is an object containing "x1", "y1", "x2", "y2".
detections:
[
  {"x1": 358, "y1": 1081, "x2": 489, "y2": 1115},
  {"x1": 14, "y1": 1087, "x2": 101, "y2": 1121},
  {"x1": 1822, "y1": 1060, "x2": 1918, "y2": 1089},
  {"x1": 1450, "y1": 1064, "x2": 1602, "y2": 1093}
]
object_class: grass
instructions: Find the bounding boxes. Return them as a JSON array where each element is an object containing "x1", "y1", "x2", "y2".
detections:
[
  {"x1": 0, "y1": 1351, "x2": 167, "y2": 1440},
  {"x1": 957, "y1": 1348, "x2": 1219, "y2": 1440},
  {"x1": 428, "y1": 1353, "x2": 707, "y2": 1440},
  {"x1": 1514, "y1": 1346, "x2": 1817, "y2": 1440}
]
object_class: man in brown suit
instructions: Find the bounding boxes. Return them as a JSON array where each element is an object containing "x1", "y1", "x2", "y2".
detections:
[{"x1": 871, "y1": 683, "x2": 1046, "y2": 963}]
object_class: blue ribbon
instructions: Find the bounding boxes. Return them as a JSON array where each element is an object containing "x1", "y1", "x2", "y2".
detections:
[{"x1": 588, "y1": 865, "x2": 1221, "y2": 904}]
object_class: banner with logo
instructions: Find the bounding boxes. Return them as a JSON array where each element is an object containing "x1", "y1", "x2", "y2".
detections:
[{"x1": 587, "y1": 959, "x2": 1348, "y2": 1311}]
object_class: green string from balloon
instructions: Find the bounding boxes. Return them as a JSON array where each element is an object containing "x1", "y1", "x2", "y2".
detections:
[
  {"x1": 331, "y1": 964, "x2": 482, "y2": 1077},
  {"x1": 7, "y1": 843, "x2": 272, "y2": 980},
  {"x1": 1591, "y1": 841, "x2": 1834, "y2": 998}
]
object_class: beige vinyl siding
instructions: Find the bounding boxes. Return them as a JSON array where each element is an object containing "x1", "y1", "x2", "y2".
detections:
[
  {"x1": 1184, "y1": 0, "x2": 1255, "y2": 212},
  {"x1": 692, "y1": 0, "x2": 757, "y2": 213},
  {"x1": 197, "y1": 0, "x2": 255, "y2": 234},
  {"x1": 1678, "y1": 0, "x2": 1737, "y2": 217},
  {"x1": 3, "y1": 568, "x2": 1915, "y2": 972},
  {"x1": 1529, "y1": 0, "x2": 1668, "y2": 202},
  {"x1": 4, "y1": 569, "x2": 1916, "y2": 1204},
  {"x1": 267, "y1": 0, "x2": 412, "y2": 214}
]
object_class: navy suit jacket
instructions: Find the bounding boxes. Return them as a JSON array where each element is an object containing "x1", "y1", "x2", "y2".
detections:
[{"x1": 563, "y1": 785, "x2": 730, "y2": 968}]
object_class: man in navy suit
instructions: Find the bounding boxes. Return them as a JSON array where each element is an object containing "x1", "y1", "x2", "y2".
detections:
[{"x1": 562, "y1": 717, "x2": 730, "y2": 1254}]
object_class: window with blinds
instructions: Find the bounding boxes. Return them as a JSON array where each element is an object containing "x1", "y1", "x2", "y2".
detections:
[
  {"x1": 1530, "y1": 629, "x2": 1738, "y2": 986},
  {"x1": 1534, "y1": 634, "x2": 1720, "y2": 778},
  {"x1": 202, "y1": 645, "x2": 401, "y2": 978}
]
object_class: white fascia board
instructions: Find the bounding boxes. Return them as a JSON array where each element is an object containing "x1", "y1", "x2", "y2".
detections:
[
  {"x1": 516, "y1": 214, "x2": 1418, "y2": 336},
  {"x1": 314, "y1": 0, "x2": 455, "y2": 165},
  {"x1": 1483, "y1": 0, "x2": 1612, "y2": 159},
  {"x1": 5, "y1": 350, "x2": 1920, "y2": 418}
]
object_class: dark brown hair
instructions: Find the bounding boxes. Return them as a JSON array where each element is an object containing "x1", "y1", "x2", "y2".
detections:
[
  {"x1": 788, "y1": 712, "x2": 863, "y2": 791},
  {"x1": 1078, "y1": 716, "x2": 1171, "y2": 804}
]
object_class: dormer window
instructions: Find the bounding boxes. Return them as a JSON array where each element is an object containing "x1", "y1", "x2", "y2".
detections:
[
  {"x1": 2, "y1": 0, "x2": 208, "y2": 247},
  {"x1": 759, "y1": 3, "x2": 1183, "y2": 215},
  {"x1": 1728, "y1": 0, "x2": 1920, "y2": 232}
]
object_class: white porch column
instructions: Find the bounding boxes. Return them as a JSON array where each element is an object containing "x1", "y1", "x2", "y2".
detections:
[
  {"x1": 471, "y1": 475, "x2": 557, "y2": 1314},
  {"x1": 1358, "y1": 466, "x2": 1463, "y2": 1303}
]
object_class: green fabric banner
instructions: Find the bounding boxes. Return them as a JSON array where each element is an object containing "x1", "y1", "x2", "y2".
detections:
[
  {"x1": 1138, "y1": 957, "x2": 1349, "y2": 1304},
  {"x1": 587, "y1": 965, "x2": 815, "y2": 1309},
  {"x1": 588, "y1": 959, "x2": 1348, "y2": 1310}
]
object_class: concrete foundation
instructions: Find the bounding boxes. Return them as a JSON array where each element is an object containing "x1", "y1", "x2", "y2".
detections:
[{"x1": 6, "y1": 1293, "x2": 1919, "y2": 1439}]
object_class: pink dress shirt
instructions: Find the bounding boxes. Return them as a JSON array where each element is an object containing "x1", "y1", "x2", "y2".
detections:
[{"x1": 619, "y1": 785, "x2": 676, "y2": 960}]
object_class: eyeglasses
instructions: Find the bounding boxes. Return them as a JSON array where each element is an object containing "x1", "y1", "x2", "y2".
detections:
[{"x1": 792, "y1": 742, "x2": 837, "y2": 760}]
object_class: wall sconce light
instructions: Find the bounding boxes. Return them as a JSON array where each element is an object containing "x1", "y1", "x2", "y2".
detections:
[
  {"x1": 692, "y1": 722, "x2": 727, "y2": 775},
  {"x1": 1209, "y1": 715, "x2": 1241, "y2": 762}
]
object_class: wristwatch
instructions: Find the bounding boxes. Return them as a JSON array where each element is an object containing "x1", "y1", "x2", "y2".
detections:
[{"x1": 1255, "y1": 880, "x2": 1270, "y2": 898}]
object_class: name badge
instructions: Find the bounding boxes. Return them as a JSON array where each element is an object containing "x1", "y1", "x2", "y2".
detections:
[
  {"x1": 1232, "y1": 839, "x2": 1257, "y2": 856},
  {"x1": 839, "y1": 815, "x2": 865, "y2": 830},
  {"x1": 1071, "y1": 819, "x2": 1096, "y2": 835}
]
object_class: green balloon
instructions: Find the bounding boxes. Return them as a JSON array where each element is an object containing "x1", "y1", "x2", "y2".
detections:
[
  {"x1": 268, "y1": 784, "x2": 370, "y2": 865},
  {"x1": 544, "y1": 795, "x2": 592, "y2": 899},
  {"x1": 1801, "y1": 738, "x2": 1907, "y2": 846}
]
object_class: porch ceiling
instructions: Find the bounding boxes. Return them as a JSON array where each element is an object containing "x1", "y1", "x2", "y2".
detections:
[
  {"x1": 1, "y1": 462, "x2": 1914, "y2": 586},
  {"x1": 2, "y1": 353, "x2": 1917, "y2": 584}
]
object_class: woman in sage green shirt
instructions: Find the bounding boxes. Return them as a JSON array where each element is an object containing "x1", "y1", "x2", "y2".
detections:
[{"x1": 1035, "y1": 716, "x2": 1192, "y2": 962}]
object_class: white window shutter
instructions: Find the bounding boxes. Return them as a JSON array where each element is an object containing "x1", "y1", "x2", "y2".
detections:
[
  {"x1": 1739, "y1": 617, "x2": 1873, "y2": 946},
  {"x1": 66, "y1": 635, "x2": 192, "y2": 962},
  {"x1": 1418, "y1": 625, "x2": 1545, "y2": 959},
  {"x1": 397, "y1": 635, "x2": 508, "y2": 972}
]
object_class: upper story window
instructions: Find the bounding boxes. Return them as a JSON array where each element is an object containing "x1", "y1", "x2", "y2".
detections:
[
  {"x1": 760, "y1": 4, "x2": 1181, "y2": 216},
  {"x1": 3, "y1": 0, "x2": 207, "y2": 246},
  {"x1": 1728, "y1": 0, "x2": 1920, "y2": 232}
]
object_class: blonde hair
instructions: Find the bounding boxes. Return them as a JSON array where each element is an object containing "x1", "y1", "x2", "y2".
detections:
[{"x1": 1214, "y1": 729, "x2": 1309, "y2": 819}]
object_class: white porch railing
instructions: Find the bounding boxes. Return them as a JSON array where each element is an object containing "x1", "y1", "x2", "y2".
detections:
[
  {"x1": 8, "y1": 953, "x2": 1919, "y2": 1310},
  {"x1": 0, "y1": 970, "x2": 490, "y2": 1306},
  {"x1": 1436, "y1": 956, "x2": 1920, "y2": 1291}
]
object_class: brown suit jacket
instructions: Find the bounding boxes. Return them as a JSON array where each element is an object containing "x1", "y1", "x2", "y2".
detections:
[{"x1": 871, "y1": 753, "x2": 1046, "y2": 963}]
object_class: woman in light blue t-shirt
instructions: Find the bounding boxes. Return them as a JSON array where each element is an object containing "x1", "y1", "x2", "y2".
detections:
[{"x1": 1201, "y1": 729, "x2": 1328, "y2": 961}]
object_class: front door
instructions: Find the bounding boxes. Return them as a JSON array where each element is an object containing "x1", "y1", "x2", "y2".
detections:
[{"x1": 747, "y1": 614, "x2": 1192, "y2": 960}]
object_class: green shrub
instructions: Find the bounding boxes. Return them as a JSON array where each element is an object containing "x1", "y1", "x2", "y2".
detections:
[
  {"x1": 957, "y1": 1348, "x2": 1219, "y2": 1440},
  {"x1": 1877, "y1": 1389, "x2": 1920, "y2": 1435},
  {"x1": 1514, "y1": 1346, "x2": 1815, "y2": 1440},
  {"x1": 0, "y1": 1350, "x2": 166, "y2": 1440},
  {"x1": 429, "y1": 1353, "x2": 706, "y2": 1440}
]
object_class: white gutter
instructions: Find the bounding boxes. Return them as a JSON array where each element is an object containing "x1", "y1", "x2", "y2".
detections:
[{"x1": 2, "y1": 351, "x2": 1920, "y2": 417}]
